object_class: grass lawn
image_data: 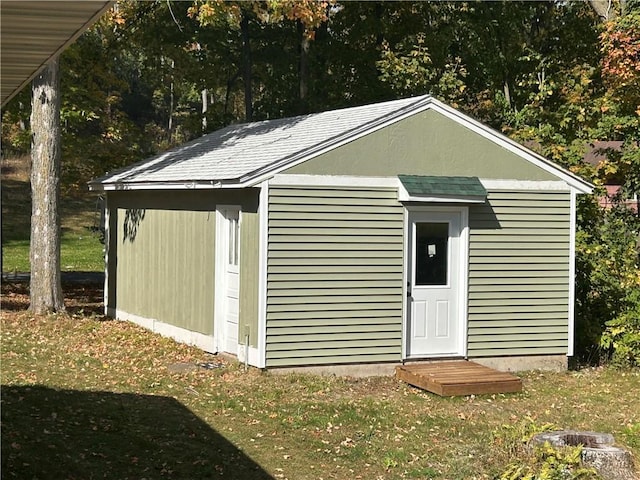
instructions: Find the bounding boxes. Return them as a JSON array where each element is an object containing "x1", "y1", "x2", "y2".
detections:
[
  {"x1": 1, "y1": 156, "x2": 105, "y2": 273},
  {"x1": 2, "y1": 283, "x2": 639, "y2": 480},
  {"x1": 2, "y1": 233, "x2": 104, "y2": 273}
]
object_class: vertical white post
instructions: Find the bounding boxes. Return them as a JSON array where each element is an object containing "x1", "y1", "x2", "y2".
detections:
[{"x1": 567, "y1": 189, "x2": 578, "y2": 357}]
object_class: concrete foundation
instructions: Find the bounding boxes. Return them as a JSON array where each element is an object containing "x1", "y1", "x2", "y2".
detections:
[
  {"x1": 269, "y1": 355, "x2": 568, "y2": 377},
  {"x1": 470, "y1": 354, "x2": 568, "y2": 372},
  {"x1": 269, "y1": 362, "x2": 398, "y2": 378}
]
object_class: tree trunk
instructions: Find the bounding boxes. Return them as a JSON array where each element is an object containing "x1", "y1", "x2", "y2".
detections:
[
  {"x1": 588, "y1": 0, "x2": 617, "y2": 21},
  {"x1": 201, "y1": 88, "x2": 208, "y2": 131},
  {"x1": 240, "y1": 15, "x2": 253, "y2": 122},
  {"x1": 503, "y1": 78, "x2": 512, "y2": 109},
  {"x1": 298, "y1": 20, "x2": 310, "y2": 114},
  {"x1": 168, "y1": 58, "x2": 175, "y2": 141},
  {"x1": 30, "y1": 59, "x2": 64, "y2": 314}
]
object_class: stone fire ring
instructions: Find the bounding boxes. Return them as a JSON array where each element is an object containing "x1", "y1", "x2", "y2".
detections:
[{"x1": 532, "y1": 431, "x2": 637, "y2": 480}]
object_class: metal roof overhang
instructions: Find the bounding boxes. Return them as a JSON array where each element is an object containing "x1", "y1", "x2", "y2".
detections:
[
  {"x1": 398, "y1": 175, "x2": 488, "y2": 203},
  {"x1": 1, "y1": 0, "x2": 114, "y2": 107}
]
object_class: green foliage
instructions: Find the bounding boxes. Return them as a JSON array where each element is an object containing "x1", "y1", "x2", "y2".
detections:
[
  {"x1": 493, "y1": 417, "x2": 558, "y2": 459},
  {"x1": 621, "y1": 422, "x2": 640, "y2": 450},
  {"x1": 0, "y1": 92, "x2": 31, "y2": 156},
  {"x1": 493, "y1": 419, "x2": 598, "y2": 480},
  {"x1": 575, "y1": 197, "x2": 640, "y2": 365},
  {"x1": 601, "y1": 288, "x2": 640, "y2": 367},
  {"x1": 377, "y1": 33, "x2": 468, "y2": 107},
  {"x1": 498, "y1": 443, "x2": 598, "y2": 480}
]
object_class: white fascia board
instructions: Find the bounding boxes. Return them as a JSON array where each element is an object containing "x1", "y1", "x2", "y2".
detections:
[
  {"x1": 270, "y1": 174, "x2": 399, "y2": 188},
  {"x1": 89, "y1": 180, "x2": 247, "y2": 192},
  {"x1": 272, "y1": 174, "x2": 574, "y2": 194},
  {"x1": 427, "y1": 99, "x2": 594, "y2": 195},
  {"x1": 480, "y1": 179, "x2": 572, "y2": 191}
]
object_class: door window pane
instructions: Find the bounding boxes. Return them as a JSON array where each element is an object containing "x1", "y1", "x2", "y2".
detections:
[
  {"x1": 415, "y1": 222, "x2": 448, "y2": 286},
  {"x1": 228, "y1": 214, "x2": 239, "y2": 266}
]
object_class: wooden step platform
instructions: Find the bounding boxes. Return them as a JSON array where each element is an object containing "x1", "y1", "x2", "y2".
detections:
[{"x1": 396, "y1": 361, "x2": 523, "y2": 397}]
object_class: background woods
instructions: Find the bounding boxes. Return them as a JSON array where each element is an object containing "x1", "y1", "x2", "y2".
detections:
[{"x1": 1, "y1": 0, "x2": 639, "y2": 365}]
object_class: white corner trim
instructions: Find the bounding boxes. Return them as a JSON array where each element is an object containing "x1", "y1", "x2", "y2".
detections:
[
  {"x1": 249, "y1": 345, "x2": 259, "y2": 366},
  {"x1": 567, "y1": 188, "x2": 578, "y2": 357},
  {"x1": 237, "y1": 346, "x2": 261, "y2": 367},
  {"x1": 114, "y1": 309, "x2": 217, "y2": 353},
  {"x1": 257, "y1": 180, "x2": 269, "y2": 368},
  {"x1": 480, "y1": 179, "x2": 572, "y2": 191},
  {"x1": 459, "y1": 207, "x2": 470, "y2": 358},
  {"x1": 213, "y1": 208, "x2": 226, "y2": 353},
  {"x1": 401, "y1": 208, "x2": 409, "y2": 360},
  {"x1": 269, "y1": 174, "x2": 399, "y2": 188}
]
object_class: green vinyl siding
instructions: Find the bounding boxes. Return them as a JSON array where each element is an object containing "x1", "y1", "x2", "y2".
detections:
[
  {"x1": 115, "y1": 208, "x2": 216, "y2": 335},
  {"x1": 265, "y1": 186, "x2": 404, "y2": 367},
  {"x1": 467, "y1": 190, "x2": 571, "y2": 357},
  {"x1": 239, "y1": 206, "x2": 260, "y2": 347},
  {"x1": 284, "y1": 109, "x2": 558, "y2": 181},
  {"x1": 107, "y1": 189, "x2": 260, "y2": 346}
]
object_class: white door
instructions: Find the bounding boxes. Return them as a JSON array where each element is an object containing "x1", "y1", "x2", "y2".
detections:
[
  {"x1": 218, "y1": 207, "x2": 240, "y2": 354},
  {"x1": 406, "y1": 209, "x2": 465, "y2": 357}
]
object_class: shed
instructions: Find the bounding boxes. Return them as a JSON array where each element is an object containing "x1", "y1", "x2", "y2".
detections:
[{"x1": 89, "y1": 95, "x2": 593, "y2": 374}]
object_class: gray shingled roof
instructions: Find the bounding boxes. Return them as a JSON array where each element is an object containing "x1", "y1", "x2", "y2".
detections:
[{"x1": 90, "y1": 95, "x2": 434, "y2": 189}]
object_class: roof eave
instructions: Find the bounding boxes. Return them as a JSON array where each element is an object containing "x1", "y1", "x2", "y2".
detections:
[
  {"x1": 1, "y1": 1, "x2": 115, "y2": 107},
  {"x1": 88, "y1": 179, "x2": 247, "y2": 192}
]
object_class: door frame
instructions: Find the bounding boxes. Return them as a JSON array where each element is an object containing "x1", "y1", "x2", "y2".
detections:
[
  {"x1": 402, "y1": 205, "x2": 470, "y2": 360},
  {"x1": 214, "y1": 204, "x2": 241, "y2": 355}
]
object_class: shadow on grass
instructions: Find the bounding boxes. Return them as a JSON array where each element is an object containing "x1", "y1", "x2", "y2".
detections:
[{"x1": 1, "y1": 385, "x2": 272, "y2": 479}]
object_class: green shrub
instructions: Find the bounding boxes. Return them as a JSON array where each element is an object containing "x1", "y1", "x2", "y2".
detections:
[
  {"x1": 498, "y1": 442, "x2": 598, "y2": 480},
  {"x1": 494, "y1": 419, "x2": 599, "y2": 480},
  {"x1": 575, "y1": 197, "x2": 640, "y2": 366},
  {"x1": 601, "y1": 287, "x2": 640, "y2": 368}
]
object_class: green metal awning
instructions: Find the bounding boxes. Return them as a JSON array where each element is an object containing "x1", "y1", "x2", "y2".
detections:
[{"x1": 398, "y1": 175, "x2": 487, "y2": 203}]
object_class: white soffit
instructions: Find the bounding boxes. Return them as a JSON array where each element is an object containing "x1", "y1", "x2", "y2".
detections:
[{"x1": 1, "y1": 1, "x2": 114, "y2": 106}]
